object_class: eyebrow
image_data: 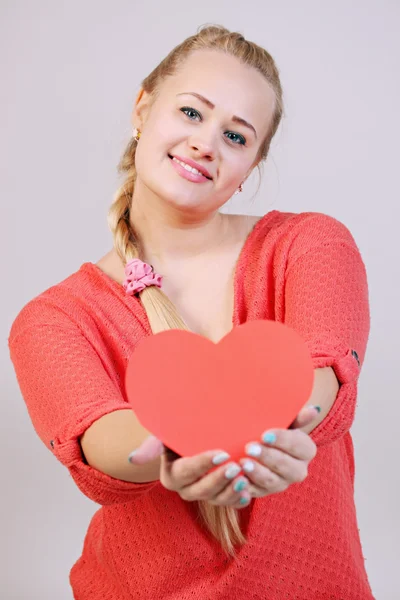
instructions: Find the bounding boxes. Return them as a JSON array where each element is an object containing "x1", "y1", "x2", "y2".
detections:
[{"x1": 176, "y1": 92, "x2": 257, "y2": 139}]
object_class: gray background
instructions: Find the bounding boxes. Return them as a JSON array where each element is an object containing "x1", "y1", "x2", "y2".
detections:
[{"x1": 1, "y1": 1, "x2": 399, "y2": 598}]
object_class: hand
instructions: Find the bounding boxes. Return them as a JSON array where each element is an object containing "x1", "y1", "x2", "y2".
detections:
[
  {"x1": 128, "y1": 405, "x2": 319, "y2": 505},
  {"x1": 161, "y1": 449, "x2": 253, "y2": 508},
  {"x1": 238, "y1": 405, "x2": 319, "y2": 499},
  {"x1": 129, "y1": 439, "x2": 251, "y2": 508}
]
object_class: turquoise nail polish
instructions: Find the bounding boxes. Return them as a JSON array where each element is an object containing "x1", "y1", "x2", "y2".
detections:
[
  {"x1": 312, "y1": 405, "x2": 322, "y2": 413},
  {"x1": 262, "y1": 431, "x2": 277, "y2": 444},
  {"x1": 246, "y1": 443, "x2": 262, "y2": 457},
  {"x1": 128, "y1": 451, "x2": 137, "y2": 463},
  {"x1": 234, "y1": 479, "x2": 247, "y2": 492},
  {"x1": 212, "y1": 452, "x2": 230, "y2": 465},
  {"x1": 239, "y1": 496, "x2": 249, "y2": 505}
]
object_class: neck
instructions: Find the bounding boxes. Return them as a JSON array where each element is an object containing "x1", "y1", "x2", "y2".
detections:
[{"x1": 129, "y1": 185, "x2": 228, "y2": 268}]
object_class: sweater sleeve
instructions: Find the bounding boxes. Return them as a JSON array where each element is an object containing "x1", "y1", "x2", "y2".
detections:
[
  {"x1": 8, "y1": 306, "x2": 158, "y2": 504},
  {"x1": 283, "y1": 215, "x2": 370, "y2": 446}
]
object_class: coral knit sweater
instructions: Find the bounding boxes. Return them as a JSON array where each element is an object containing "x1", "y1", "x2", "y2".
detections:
[{"x1": 9, "y1": 211, "x2": 374, "y2": 600}]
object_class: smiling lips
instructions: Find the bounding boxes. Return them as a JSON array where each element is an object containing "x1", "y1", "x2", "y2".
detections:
[{"x1": 169, "y1": 154, "x2": 213, "y2": 182}]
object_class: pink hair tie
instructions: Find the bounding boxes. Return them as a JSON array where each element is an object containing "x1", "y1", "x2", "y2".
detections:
[{"x1": 123, "y1": 258, "x2": 163, "y2": 296}]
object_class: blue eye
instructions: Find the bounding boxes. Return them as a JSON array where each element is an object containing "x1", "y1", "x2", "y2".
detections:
[
  {"x1": 179, "y1": 106, "x2": 246, "y2": 146},
  {"x1": 226, "y1": 132, "x2": 246, "y2": 146},
  {"x1": 180, "y1": 107, "x2": 201, "y2": 121}
]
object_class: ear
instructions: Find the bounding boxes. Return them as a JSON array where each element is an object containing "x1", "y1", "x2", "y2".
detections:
[{"x1": 131, "y1": 88, "x2": 153, "y2": 131}]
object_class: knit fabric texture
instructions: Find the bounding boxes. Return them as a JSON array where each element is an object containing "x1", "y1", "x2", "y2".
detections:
[{"x1": 8, "y1": 211, "x2": 374, "y2": 599}]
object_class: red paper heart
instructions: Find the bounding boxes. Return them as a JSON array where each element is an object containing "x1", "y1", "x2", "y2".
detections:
[{"x1": 125, "y1": 320, "x2": 314, "y2": 462}]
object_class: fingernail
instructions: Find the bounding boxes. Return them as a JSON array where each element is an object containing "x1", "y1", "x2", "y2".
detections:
[
  {"x1": 311, "y1": 405, "x2": 321, "y2": 413},
  {"x1": 241, "y1": 460, "x2": 255, "y2": 473},
  {"x1": 262, "y1": 431, "x2": 277, "y2": 444},
  {"x1": 225, "y1": 463, "x2": 241, "y2": 479},
  {"x1": 212, "y1": 452, "x2": 230, "y2": 466},
  {"x1": 246, "y1": 443, "x2": 262, "y2": 457},
  {"x1": 239, "y1": 496, "x2": 249, "y2": 505},
  {"x1": 128, "y1": 451, "x2": 137, "y2": 463},
  {"x1": 234, "y1": 478, "x2": 248, "y2": 492}
]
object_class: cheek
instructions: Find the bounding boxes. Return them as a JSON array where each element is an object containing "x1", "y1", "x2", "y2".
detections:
[
  {"x1": 219, "y1": 155, "x2": 249, "y2": 187},
  {"x1": 147, "y1": 109, "x2": 180, "y2": 149},
  {"x1": 134, "y1": 127, "x2": 169, "y2": 176}
]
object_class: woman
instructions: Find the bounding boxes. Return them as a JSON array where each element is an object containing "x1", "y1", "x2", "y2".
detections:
[{"x1": 8, "y1": 25, "x2": 374, "y2": 599}]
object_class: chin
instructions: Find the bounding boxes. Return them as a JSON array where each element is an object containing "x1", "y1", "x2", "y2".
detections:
[
  {"x1": 147, "y1": 180, "x2": 210, "y2": 212},
  {"x1": 166, "y1": 195, "x2": 210, "y2": 214}
]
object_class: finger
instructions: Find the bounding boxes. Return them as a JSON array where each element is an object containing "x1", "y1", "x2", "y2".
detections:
[
  {"x1": 160, "y1": 450, "x2": 232, "y2": 491},
  {"x1": 290, "y1": 405, "x2": 321, "y2": 429},
  {"x1": 257, "y1": 429, "x2": 317, "y2": 461},
  {"x1": 208, "y1": 475, "x2": 252, "y2": 509},
  {"x1": 172, "y1": 460, "x2": 242, "y2": 501},
  {"x1": 241, "y1": 446, "x2": 308, "y2": 487},
  {"x1": 128, "y1": 436, "x2": 164, "y2": 465},
  {"x1": 238, "y1": 459, "x2": 286, "y2": 496}
]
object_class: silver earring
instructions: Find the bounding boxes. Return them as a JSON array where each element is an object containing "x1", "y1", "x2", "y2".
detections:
[
  {"x1": 132, "y1": 128, "x2": 141, "y2": 142},
  {"x1": 234, "y1": 183, "x2": 244, "y2": 195}
]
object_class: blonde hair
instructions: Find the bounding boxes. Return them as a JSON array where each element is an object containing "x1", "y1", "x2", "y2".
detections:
[{"x1": 108, "y1": 24, "x2": 284, "y2": 556}]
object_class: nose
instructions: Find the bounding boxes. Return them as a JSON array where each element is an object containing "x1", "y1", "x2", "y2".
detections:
[{"x1": 189, "y1": 129, "x2": 217, "y2": 159}]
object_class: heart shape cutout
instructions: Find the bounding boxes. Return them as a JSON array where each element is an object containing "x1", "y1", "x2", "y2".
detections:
[{"x1": 125, "y1": 320, "x2": 314, "y2": 461}]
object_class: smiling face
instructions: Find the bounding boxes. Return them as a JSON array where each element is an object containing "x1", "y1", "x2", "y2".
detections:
[{"x1": 133, "y1": 49, "x2": 276, "y2": 215}]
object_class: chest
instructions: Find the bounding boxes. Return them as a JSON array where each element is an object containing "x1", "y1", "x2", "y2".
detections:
[{"x1": 161, "y1": 252, "x2": 238, "y2": 344}]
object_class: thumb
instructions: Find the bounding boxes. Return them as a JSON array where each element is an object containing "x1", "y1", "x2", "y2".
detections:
[
  {"x1": 128, "y1": 435, "x2": 164, "y2": 465},
  {"x1": 289, "y1": 405, "x2": 321, "y2": 430}
]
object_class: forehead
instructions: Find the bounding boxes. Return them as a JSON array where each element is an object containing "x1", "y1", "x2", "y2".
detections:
[{"x1": 162, "y1": 50, "x2": 276, "y2": 134}]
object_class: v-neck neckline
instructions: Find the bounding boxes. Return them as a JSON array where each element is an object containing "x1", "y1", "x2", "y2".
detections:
[{"x1": 81, "y1": 211, "x2": 276, "y2": 333}]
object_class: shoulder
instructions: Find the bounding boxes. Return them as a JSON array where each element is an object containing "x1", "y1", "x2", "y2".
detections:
[
  {"x1": 234, "y1": 210, "x2": 365, "y2": 290},
  {"x1": 257, "y1": 210, "x2": 355, "y2": 241},
  {"x1": 8, "y1": 263, "x2": 102, "y2": 346},
  {"x1": 248, "y1": 210, "x2": 359, "y2": 261}
]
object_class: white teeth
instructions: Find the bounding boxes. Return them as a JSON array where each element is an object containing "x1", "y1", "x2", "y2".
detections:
[{"x1": 172, "y1": 156, "x2": 205, "y2": 177}]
